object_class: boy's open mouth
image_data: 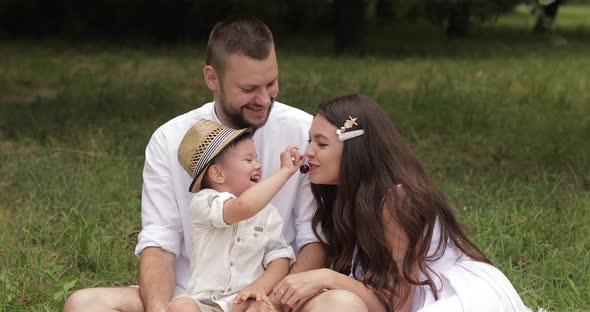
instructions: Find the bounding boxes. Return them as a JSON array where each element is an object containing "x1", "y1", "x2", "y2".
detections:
[{"x1": 250, "y1": 174, "x2": 261, "y2": 183}]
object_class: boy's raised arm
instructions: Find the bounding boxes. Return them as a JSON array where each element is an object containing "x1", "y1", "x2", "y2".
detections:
[{"x1": 223, "y1": 145, "x2": 303, "y2": 224}]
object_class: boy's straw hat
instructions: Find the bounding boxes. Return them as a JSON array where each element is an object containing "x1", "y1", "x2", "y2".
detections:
[{"x1": 178, "y1": 119, "x2": 250, "y2": 193}]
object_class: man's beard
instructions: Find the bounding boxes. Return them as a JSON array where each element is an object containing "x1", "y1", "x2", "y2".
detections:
[{"x1": 218, "y1": 87, "x2": 274, "y2": 129}]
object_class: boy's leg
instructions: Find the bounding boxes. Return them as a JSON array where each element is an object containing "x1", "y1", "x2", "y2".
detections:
[{"x1": 64, "y1": 286, "x2": 143, "y2": 312}]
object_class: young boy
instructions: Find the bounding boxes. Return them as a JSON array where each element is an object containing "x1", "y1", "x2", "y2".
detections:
[{"x1": 168, "y1": 119, "x2": 303, "y2": 312}]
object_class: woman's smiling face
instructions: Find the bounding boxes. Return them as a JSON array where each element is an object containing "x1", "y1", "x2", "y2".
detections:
[{"x1": 304, "y1": 114, "x2": 343, "y2": 185}]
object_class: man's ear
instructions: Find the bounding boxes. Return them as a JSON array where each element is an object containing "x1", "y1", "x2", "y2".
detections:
[
  {"x1": 208, "y1": 164, "x2": 225, "y2": 184},
  {"x1": 203, "y1": 65, "x2": 220, "y2": 92}
]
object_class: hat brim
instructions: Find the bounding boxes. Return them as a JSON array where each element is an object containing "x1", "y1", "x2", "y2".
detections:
[{"x1": 188, "y1": 128, "x2": 252, "y2": 193}]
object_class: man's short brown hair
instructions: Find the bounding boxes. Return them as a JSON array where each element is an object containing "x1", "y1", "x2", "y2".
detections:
[{"x1": 206, "y1": 16, "x2": 274, "y2": 76}]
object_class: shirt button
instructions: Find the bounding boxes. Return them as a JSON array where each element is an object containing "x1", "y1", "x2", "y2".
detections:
[
  {"x1": 227, "y1": 288, "x2": 232, "y2": 292},
  {"x1": 229, "y1": 261, "x2": 233, "y2": 267},
  {"x1": 236, "y1": 237, "x2": 241, "y2": 242},
  {"x1": 253, "y1": 233, "x2": 258, "y2": 238}
]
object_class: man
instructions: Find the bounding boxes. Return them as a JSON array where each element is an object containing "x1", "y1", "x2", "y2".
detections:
[{"x1": 64, "y1": 16, "x2": 325, "y2": 312}]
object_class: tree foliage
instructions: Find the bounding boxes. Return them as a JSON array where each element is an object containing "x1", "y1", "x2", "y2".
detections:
[
  {"x1": 0, "y1": 0, "x2": 334, "y2": 40},
  {"x1": 422, "y1": 0, "x2": 522, "y2": 36},
  {"x1": 0, "y1": 0, "x2": 574, "y2": 51}
]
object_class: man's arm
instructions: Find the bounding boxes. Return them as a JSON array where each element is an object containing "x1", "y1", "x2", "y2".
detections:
[
  {"x1": 289, "y1": 242, "x2": 326, "y2": 274},
  {"x1": 289, "y1": 146, "x2": 326, "y2": 274},
  {"x1": 136, "y1": 129, "x2": 185, "y2": 311},
  {"x1": 139, "y1": 247, "x2": 176, "y2": 312}
]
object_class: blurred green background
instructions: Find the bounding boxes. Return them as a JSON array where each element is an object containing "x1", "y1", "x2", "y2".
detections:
[{"x1": 1, "y1": 2, "x2": 589, "y2": 311}]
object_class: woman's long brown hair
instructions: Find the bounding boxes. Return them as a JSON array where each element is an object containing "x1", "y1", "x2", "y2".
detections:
[{"x1": 310, "y1": 95, "x2": 490, "y2": 312}]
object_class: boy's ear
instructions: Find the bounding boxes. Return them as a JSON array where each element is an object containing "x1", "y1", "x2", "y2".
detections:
[{"x1": 208, "y1": 164, "x2": 225, "y2": 184}]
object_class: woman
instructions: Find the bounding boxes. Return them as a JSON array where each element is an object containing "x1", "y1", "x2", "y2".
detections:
[{"x1": 273, "y1": 95, "x2": 527, "y2": 312}]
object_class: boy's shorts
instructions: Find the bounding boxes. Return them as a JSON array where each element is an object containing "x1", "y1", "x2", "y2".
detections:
[{"x1": 169, "y1": 294, "x2": 224, "y2": 312}]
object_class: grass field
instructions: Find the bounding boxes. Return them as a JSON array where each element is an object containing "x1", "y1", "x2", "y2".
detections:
[{"x1": 1, "y1": 5, "x2": 589, "y2": 311}]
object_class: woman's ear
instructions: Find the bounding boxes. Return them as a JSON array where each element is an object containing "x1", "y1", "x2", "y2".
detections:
[
  {"x1": 203, "y1": 65, "x2": 220, "y2": 92},
  {"x1": 208, "y1": 164, "x2": 225, "y2": 184}
]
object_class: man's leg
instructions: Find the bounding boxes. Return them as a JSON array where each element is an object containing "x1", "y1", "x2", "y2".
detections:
[
  {"x1": 294, "y1": 289, "x2": 368, "y2": 312},
  {"x1": 64, "y1": 286, "x2": 143, "y2": 312}
]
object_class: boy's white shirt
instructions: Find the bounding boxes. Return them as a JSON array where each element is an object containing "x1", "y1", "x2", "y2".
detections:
[
  {"x1": 185, "y1": 188, "x2": 295, "y2": 311},
  {"x1": 135, "y1": 101, "x2": 317, "y2": 295}
]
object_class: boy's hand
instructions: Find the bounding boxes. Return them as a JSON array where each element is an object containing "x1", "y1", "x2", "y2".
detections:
[
  {"x1": 232, "y1": 298, "x2": 278, "y2": 312},
  {"x1": 233, "y1": 285, "x2": 274, "y2": 311},
  {"x1": 280, "y1": 145, "x2": 304, "y2": 173}
]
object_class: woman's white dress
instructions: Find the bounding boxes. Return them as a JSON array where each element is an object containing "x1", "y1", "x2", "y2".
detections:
[{"x1": 354, "y1": 220, "x2": 528, "y2": 311}]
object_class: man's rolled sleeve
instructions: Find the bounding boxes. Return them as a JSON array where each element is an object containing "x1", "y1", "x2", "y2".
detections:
[
  {"x1": 135, "y1": 224, "x2": 182, "y2": 257},
  {"x1": 135, "y1": 130, "x2": 183, "y2": 257},
  {"x1": 292, "y1": 175, "x2": 321, "y2": 251}
]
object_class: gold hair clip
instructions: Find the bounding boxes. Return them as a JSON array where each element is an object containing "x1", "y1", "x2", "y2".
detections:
[
  {"x1": 336, "y1": 115, "x2": 364, "y2": 141},
  {"x1": 340, "y1": 116, "x2": 358, "y2": 132}
]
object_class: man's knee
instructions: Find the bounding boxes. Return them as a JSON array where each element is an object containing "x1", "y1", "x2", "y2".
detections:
[{"x1": 64, "y1": 288, "x2": 99, "y2": 311}]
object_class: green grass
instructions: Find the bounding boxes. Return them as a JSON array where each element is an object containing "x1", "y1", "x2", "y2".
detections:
[{"x1": 1, "y1": 5, "x2": 590, "y2": 311}]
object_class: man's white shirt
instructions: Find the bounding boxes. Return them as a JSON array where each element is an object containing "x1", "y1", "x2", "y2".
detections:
[{"x1": 135, "y1": 101, "x2": 316, "y2": 295}]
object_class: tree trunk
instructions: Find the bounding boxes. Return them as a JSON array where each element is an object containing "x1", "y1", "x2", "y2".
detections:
[
  {"x1": 446, "y1": 1, "x2": 470, "y2": 38},
  {"x1": 333, "y1": 0, "x2": 366, "y2": 55},
  {"x1": 533, "y1": 0, "x2": 562, "y2": 34}
]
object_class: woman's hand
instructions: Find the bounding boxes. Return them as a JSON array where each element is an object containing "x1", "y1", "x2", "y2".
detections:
[{"x1": 272, "y1": 269, "x2": 331, "y2": 309}]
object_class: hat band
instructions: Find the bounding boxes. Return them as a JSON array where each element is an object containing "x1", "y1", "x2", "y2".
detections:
[{"x1": 192, "y1": 128, "x2": 236, "y2": 179}]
